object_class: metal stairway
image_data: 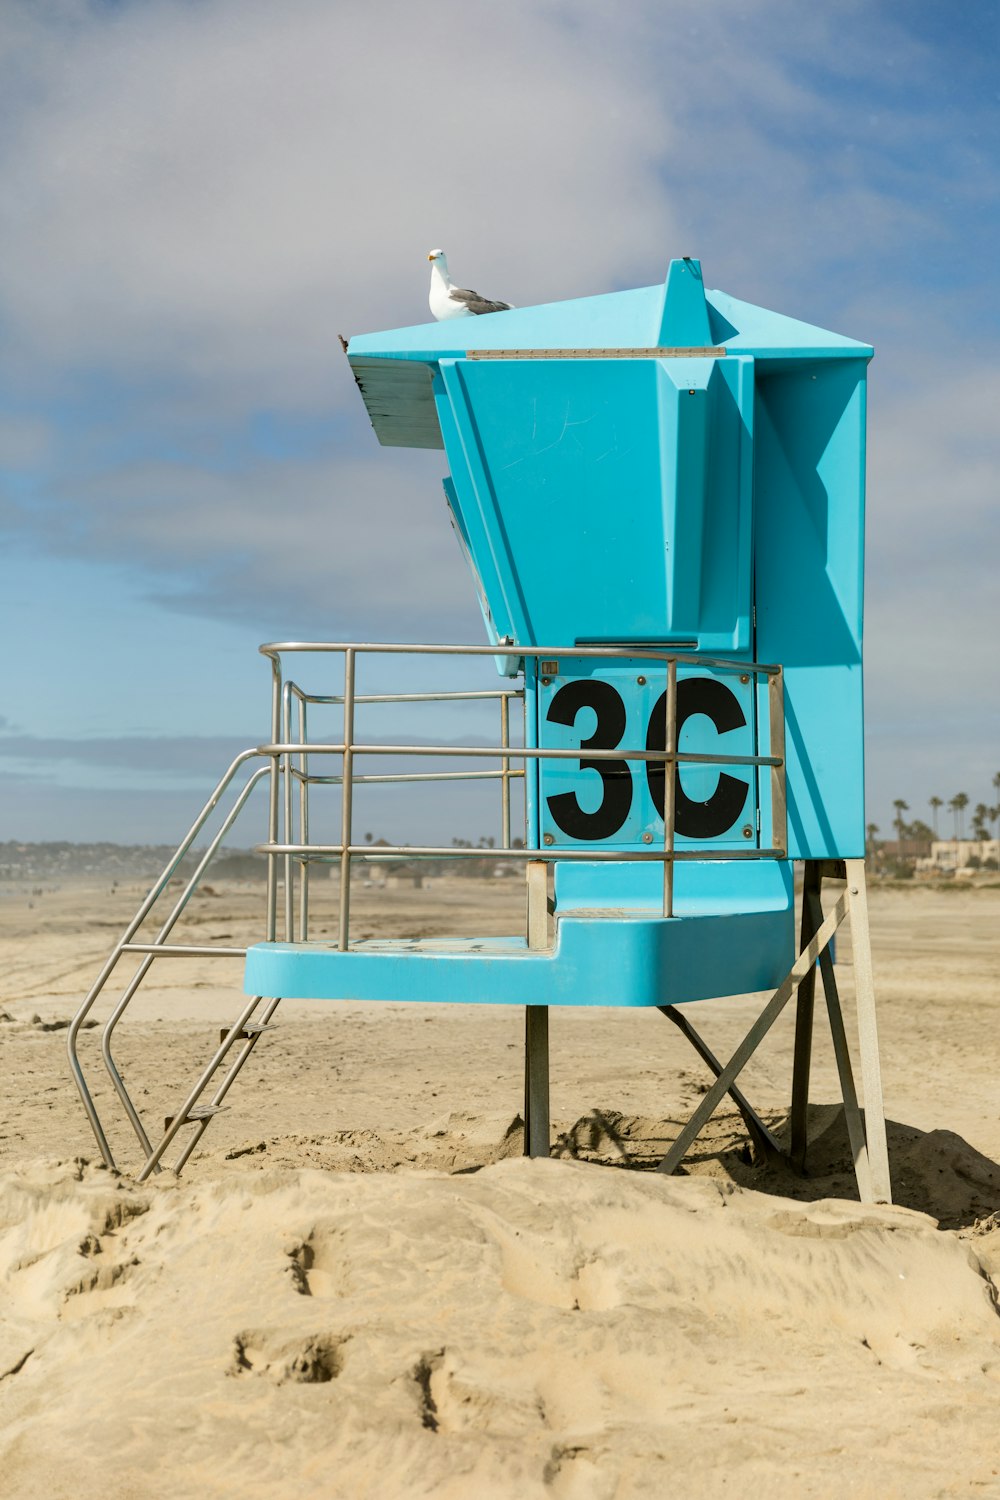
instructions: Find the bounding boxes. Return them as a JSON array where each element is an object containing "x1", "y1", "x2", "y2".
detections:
[{"x1": 66, "y1": 639, "x2": 889, "y2": 1203}]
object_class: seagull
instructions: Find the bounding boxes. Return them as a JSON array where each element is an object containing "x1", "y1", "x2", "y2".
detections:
[{"x1": 427, "y1": 249, "x2": 513, "y2": 321}]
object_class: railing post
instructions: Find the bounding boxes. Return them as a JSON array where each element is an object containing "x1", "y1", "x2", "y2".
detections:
[
  {"x1": 338, "y1": 648, "x2": 357, "y2": 951},
  {"x1": 266, "y1": 655, "x2": 282, "y2": 941},
  {"x1": 282, "y1": 680, "x2": 294, "y2": 941},
  {"x1": 769, "y1": 666, "x2": 787, "y2": 856},
  {"x1": 299, "y1": 692, "x2": 310, "y2": 939},
  {"x1": 662, "y1": 657, "x2": 678, "y2": 918},
  {"x1": 500, "y1": 692, "x2": 511, "y2": 849}
]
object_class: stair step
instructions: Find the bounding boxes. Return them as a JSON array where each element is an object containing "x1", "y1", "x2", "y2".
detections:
[
  {"x1": 163, "y1": 1104, "x2": 227, "y2": 1131},
  {"x1": 218, "y1": 1022, "x2": 278, "y2": 1045},
  {"x1": 186, "y1": 1103, "x2": 226, "y2": 1121}
]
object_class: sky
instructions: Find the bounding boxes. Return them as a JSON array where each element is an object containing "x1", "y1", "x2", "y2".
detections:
[{"x1": 0, "y1": 0, "x2": 998, "y2": 848}]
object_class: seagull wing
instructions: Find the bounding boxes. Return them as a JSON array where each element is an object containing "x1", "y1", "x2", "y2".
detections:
[{"x1": 448, "y1": 285, "x2": 513, "y2": 316}]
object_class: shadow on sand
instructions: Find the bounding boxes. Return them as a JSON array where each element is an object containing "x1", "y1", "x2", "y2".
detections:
[{"x1": 548, "y1": 1103, "x2": 1000, "y2": 1232}]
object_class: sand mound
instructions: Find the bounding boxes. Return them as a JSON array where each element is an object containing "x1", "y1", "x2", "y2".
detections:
[
  {"x1": 2, "y1": 1151, "x2": 1000, "y2": 1500},
  {"x1": 208, "y1": 1102, "x2": 1000, "y2": 1232},
  {"x1": 5, "y1": 880, "x2": 1000, "y2": 1495}
]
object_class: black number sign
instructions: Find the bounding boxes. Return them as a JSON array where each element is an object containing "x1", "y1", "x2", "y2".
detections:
[
  {"x1": 645, "y1": 678, "x2": 750, "y2": 839},
  {"x1": 545, "y1": 675, "x2": 750, "y2": 843},
  {"x1": 544, "y1": 679, "x2": 632, "y2": 841}
]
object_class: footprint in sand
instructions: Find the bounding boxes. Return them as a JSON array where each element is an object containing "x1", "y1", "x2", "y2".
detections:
[{"x1": 228, "y1": 1329, "x2": 347, "y2": 1384}]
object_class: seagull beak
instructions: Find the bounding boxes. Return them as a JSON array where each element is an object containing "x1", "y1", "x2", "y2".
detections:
[{"x1": 427, "y1": 253, "x2": 436, "y2": 261}]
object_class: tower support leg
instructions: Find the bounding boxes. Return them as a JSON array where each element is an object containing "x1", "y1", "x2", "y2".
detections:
[
  {"x1": 524, "y1": 1007, "x2": 550, "y2": 1158},
  {"x1": 789, "y1": 860, "x2": 822, "y2": 1170},
  {"x1": 813, "y1": 914, "x2": 874, "y2": 1203},
  {"x1": 524, "y1": 861, "x2": 551, "y2": 1158},
  {"x1": 844, "y1": 858, "x2": 891, "y2": 1202},
  {"x1": 787, "y1": 858, "x2": 891, "y2": 1203},
  {"x1": 656, "y1": 864, "x2": 892, "y2": 1206}
]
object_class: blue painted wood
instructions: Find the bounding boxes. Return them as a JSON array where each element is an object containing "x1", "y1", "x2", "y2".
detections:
[
  {"x1": 440, "y1": 355, "x2": 753, "y2": 652},
  {"x1": 656, "y1": 257, "x2": 714, "y2": 347},
  {"x1": 245, "y1": 867, "x2": 793, "y2": 1007},
  {"x1": 754, "y1": 362, "x2": 869, "y2": 857},
  {"x1": 346, "y1": 258, "x2": 873, "y2": 865},
  {"x1": 247, "y1": 259, "x2": 873, "y2": 1013}
]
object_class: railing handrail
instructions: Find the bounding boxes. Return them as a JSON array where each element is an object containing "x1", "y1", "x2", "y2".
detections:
[
  {"x1": 264, "y1": 640, "x2": 787, "y2": 946},
  {"x1": 256, "y1": 741, "x2": 782, "y2": 768},
  {"x1": 64, "y1": 638, "x2": 788, "y2": 1175},
  {"x1": 260, "y1": 639, "x2": 782, "y2": 676},
  {"x1": 258, "y1": 842, "x2": 787, "y2": 863}
]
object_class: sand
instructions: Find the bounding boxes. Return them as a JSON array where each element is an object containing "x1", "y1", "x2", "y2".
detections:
[{"x1": 2, "y1": 874, "x2": 1000, "y2": 1498}]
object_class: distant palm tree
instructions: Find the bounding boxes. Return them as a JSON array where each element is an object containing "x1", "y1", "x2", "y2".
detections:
[
  {"x1": 992, "y1": 805, "x2": 1000, "y2": 843},
  {"x1": 892, "y1": 799, "x2": 909, "y2": 844},
  {"x1": 866, "y1": 822, "x2": 880, "y2": 868},
  {"x1": 929, "y1": 795, "x2": 943, "y2": 838},
  {"x1": 973, "y1": 803, "x2": 990, "y2": 842},
  {"x1": 950, "y1": 792, "x2": 969, "y2": 840}
]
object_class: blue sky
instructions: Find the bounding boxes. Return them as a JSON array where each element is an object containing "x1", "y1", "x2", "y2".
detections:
[{"x1": 0, "y1": 0, "x2": 998, "y2": 845}]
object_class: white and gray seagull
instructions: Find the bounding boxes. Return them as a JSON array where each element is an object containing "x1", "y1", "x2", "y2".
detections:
[{"x1": 427, "y1": 248, "x2": 513, "y2": 321}]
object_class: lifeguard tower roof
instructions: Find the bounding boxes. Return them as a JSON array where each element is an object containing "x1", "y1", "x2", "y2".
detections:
[
  {"x1": 347, "y1": 259, "x2": 872, "y2": 450},
  {"x1": 348, "y1": 258, "x2": 874, "y2": 860}
]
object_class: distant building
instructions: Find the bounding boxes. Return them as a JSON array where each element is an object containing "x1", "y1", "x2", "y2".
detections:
[
  {"x1": 879, "y1": 838, "x2": 932, "y2": 860},
  {"x1": 923, "y1": 839, "x2": 1000, "y2": 872}
]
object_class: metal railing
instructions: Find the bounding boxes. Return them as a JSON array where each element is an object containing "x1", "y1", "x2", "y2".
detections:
[
  {"x1": 66, "y1": 638, "x2": 786, "y2": 1175},
  {"x1": 257, "y1": 641, "x2": 787, "y2": 938},
  {"x1": 273, "y1": 668, "x2": 525, "y2": 944}
]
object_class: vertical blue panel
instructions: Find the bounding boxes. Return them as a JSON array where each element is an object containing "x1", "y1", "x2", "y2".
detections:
[
  {"x1": 656, "y1": 257, "x2": 714, "y2": 347},
  {"x1": 433, "y1": 366, "x2": 526, "y2": 643},
  {"x1": 438, "y1": 356, "x2": 754, "y2": 652},
  {"x1": 442, "y1": 477, "x2": 499, "y2": 646},
  {"x1": 754, "y1": 360, "x2": 868, "y2": 857}
]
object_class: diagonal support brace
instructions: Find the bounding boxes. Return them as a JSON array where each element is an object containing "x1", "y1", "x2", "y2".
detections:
[
  {"x1": 657, "y1": 1005, "x2": 785, "y2": 1161},
  {"x1": 656, "y1": 892, "x2": 849, "y2": 1177}
]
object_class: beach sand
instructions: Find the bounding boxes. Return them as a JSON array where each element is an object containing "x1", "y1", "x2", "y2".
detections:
[{"x1": 2, "y1": 875, "x2": 999, "y2": 1498}]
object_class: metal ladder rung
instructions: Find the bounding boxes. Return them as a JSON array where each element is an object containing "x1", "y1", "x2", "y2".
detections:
[
  {"x1": 219, "y1": 1022, "x2": 279, "y2": 1044},
  {"x1": 165, "y1": 1104, "x2": 228, "y2": 1130}
]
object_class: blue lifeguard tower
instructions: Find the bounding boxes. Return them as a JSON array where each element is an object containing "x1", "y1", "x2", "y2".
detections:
[{"x1": 68, "y1": 258, "x2": 891, "y2": 1203}]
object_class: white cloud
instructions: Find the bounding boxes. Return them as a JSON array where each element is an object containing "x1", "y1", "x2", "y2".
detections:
[
  {"x1": 0, "y1": 0, "x2": 997, "y2": 839},
  {"x1": 866, "y1": 362, "x2": 1000, "y2": 711},
  {"x1": 19, "y1": 444, "x2": 476, "y2": 636},
  {"x1": 863, "y1": 357, "x2": 1000, "y2": 819},
  {"x1": 0, "y1": 0, "x2": 679, "y2": 407},
  {"x1": 0, "y1": 2, "x2": 954, "y2": 404},
  {"x1": 0, "y1": 414, "x2": 50, "y2": 467}
]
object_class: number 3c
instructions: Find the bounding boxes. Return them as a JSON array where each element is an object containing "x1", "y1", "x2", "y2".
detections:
[{"x1": 544, "y1": 677, "x2": 749, "y2": 842}]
